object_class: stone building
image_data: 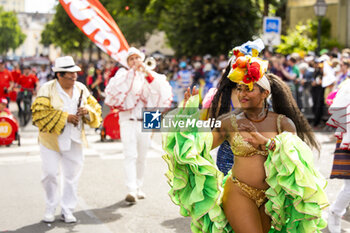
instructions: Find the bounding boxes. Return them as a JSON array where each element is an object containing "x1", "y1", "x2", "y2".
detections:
[
  {"x1": 0, "y1": 0, "x2": 25, "y2": 12},
  {"x1": 287, "y1": 0, "x2": 350, "y2": 47}
]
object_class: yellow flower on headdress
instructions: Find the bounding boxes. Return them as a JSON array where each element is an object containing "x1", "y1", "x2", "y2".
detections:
[
  {"x1": 228, "y1": 55, "x2": 268, "y2": 90},
  {"x1": 227, "y1": 39, "x2": 268, "y2": 90},
  {"x1": 252, "y1": 49, "x2": 259, "y2": 57}
]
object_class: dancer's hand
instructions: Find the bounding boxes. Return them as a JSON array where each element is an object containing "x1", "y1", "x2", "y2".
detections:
[
  {"x1": 238, "y1": 122, "x2": 269, "y2": 149},
  {"x1": 183, "y1": 86, "x2": 198, "y2": 109}
]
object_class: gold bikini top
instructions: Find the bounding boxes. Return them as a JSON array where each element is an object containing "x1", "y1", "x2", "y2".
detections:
[{"x1": 230, "y1": 114, "x2": 284, "y2": 157}]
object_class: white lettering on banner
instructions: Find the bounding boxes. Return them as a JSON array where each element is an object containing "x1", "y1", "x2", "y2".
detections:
[
  {"x1": 111, "y1": 50, "x2": 127, "y2": 62},
  {"x1": 69, "y1": 0, "x2": 90, "y2": 21},
  {"x1": 95, "y1": 30, "x2": 121, "y2": 52},
  {"x1": 95, "y1": 43, "x2": 107, "y2": 53},
  {"x1": 83, "y1": 16, "x2": 111, "y2": 35},
  {"x1": 65, "y1": 0, "x2": 122, "y2": 55},
  {"x1": 60, "y1": 0, "x2": 129, "y2": 66}
]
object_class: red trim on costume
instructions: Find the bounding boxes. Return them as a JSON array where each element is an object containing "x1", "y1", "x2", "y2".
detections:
[{"x1": 145, "y1": 74, "x2": 154, "y2": 83}]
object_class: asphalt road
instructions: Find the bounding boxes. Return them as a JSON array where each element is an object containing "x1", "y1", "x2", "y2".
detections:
[{"x1": 0, "y1": 120, "x2": 349, "y2": 233}]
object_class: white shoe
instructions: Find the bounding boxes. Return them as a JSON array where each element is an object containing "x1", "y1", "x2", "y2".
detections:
[
  {"x1": 61, "y1": 213, "x2": 77, "y2": 223},
  {"x1": 43, "y1": 212, "x2": 55, "y2": 223},
  {"x1": 137, "y1": 190, "x2": 146, "y2": 199},
  {"x1": 125, "y1": 192, "x2": 137, "y2": 205},
  {"x1": 328, "y1": 210, "x2": 341, "y2": 233}
]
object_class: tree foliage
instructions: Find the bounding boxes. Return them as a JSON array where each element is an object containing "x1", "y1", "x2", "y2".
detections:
[
  {"x1": 105, "y1": 0, "x2": 157, "y2": 46},
  {"x1": 41, "y1": 0, "x2": 157, "y2": 52},
  {"x1": 276, "y1": 24, "x2": 316, "y2": 55},
  {"x1": 276, "y1": 17, "x2": 343, "y2": 55},
  {"x1": 153, "y1": 0, "x2": 259, "y2": 56},
  {"x1": 308, "y1": 17, "x2": 343, "y2": 50},
  {"x1": 42, "y1": 0, "x2": 260, "y2": 57},
  {"x1": 40, "y1": 4, "x2": 92, "y2": 55},
  {"x1": 0, "y1": 7, "x2": 26, "y2": 55}
]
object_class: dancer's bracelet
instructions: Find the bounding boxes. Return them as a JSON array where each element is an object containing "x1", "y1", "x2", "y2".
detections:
[{"x1": 265, "y1": 138, "x2": 276, "y2": 151}]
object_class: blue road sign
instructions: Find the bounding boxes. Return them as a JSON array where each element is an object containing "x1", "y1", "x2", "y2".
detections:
[{"x1": 263, "y1": 17, "x2": 281, "y2": 34}]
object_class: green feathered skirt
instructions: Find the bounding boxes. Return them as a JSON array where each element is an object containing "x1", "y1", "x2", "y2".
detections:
[{"x1": 162, "y1": 95, "x2": 329, "y2": 233}]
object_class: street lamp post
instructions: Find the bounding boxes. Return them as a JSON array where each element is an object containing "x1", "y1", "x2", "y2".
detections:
[{"x1": 314, "y1": 0, "x2": 327, "y2": 56}]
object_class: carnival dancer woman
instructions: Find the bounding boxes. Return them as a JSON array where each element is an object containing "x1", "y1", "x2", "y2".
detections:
[{"x1": 162, "y1": 40, "x2": 328, "y2": 233}]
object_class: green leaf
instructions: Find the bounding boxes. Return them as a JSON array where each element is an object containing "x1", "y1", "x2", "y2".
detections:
[{"x1": 0, "y1": 7, "x2": 26, "y2": 54}]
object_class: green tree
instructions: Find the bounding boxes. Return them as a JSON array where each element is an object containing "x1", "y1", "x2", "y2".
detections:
[
  {"x1": 276, "y1": 24, "x2": 316, "y2": 54},
  {"x1": 40, "y1": 4, "x2": 92, "y2": 56},
  {"x1": 276, "y1": 17, "x2": 343, "y2": 55},
  {"x1": 105, "y1": 0, "x2": 158, "y2": 46},
  {"x1": 308, "y1": 17, "x2": 343, "y2": 50},
  {"x1": 42, "y1": 0, "x2": 260, "y2": 57},
  {"x1": 153, "y1": 0, "x2": 259, "y2": 56},
  {"x1": 0, "y1": 7, "x2": 26, "y2": 55}
]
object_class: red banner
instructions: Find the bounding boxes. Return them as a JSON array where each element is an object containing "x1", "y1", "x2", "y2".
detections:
[{"x1": 59, "y1": 0, "x2": 129, "y2": 67}]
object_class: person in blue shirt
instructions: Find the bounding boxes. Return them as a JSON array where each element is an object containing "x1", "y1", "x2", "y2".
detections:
[{"x1": 176, "y1": 61, "x2": 192, "y2": 103}]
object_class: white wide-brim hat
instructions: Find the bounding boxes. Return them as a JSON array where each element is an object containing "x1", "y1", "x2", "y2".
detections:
[{"x1": 52, "y1": 56, "x2": 81, "y2": 72}]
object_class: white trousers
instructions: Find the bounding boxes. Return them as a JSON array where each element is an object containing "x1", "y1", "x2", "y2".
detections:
[
  {"x1": 40, "y1": 141, "x2": 84, "y2": 215},
  {"x1": 330, "y1": 179, "x2": 350, "y2": 216},
  {"x1": 120, "y1": 120, "x2": 151, "y2": 193}
]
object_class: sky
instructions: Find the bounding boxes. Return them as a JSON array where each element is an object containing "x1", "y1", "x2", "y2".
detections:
[{"x1": 25, "y1": 0, "x2": 57, "y2": 13}]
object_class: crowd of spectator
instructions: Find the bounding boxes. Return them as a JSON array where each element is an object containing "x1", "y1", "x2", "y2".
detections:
[{"x1": 0, "y1": 47, "x2": 349, "y2": 129}]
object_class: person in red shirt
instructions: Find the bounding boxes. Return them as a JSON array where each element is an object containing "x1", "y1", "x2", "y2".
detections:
[
  {"x1": 10, "y1": 63, "x2": 21, "y2": 102},
  {"x1": 0, "y1": 59, "x2": 14, "y2": 105},
  {"x1": 11, "y1": 63, "x2": 21, "y2": 85},
  {"x1": 17, "y1": 65, "x2": 38, "y2": 126},
  {"x1": 0, "y1": 97, "x2": 19, "y2": 128}
]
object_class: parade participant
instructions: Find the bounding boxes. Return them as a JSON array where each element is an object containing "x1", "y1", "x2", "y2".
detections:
[
  {"x1": 87, "y1": 64, "x2": 106, "y2": 107},
  {"x1": 206, "y1": 40, "x2": 265, "y2": 176},
  {"x1": 327, "y1": 78, "x2": 350, "y2": 233},
  {"x1": 0, "y1": 59, "x2": 14, "y2": 105},
  {"x1": 31, "y1": 56, "x2": 102, "y2": 223},
  {"x1": 37, "y1": 65, "x2": 50, "y2": 87},
  {"x1": 312, "y1": 60, "x2": 325, "y2": 127},
  {"x1": 17, "y1": 65, "x2": 39, "y2": 126},
  {"x1": 162, "y1": 41, "x2": 328, "y2": 232},
  {"x1": 11, "y1": 63, "x2": 21, "y2": 86},
  {"x1": 176, "y1": 61, "x2": 192, "y2": 103},
  {"x1": 0, "y1": 97, "x2": 19, "y2": 128},
  {"x1": 0, "y1": 97, "x2": 11, "y2": 117},
  {"x1": 105, "y1": 47, "x2": 172, "y2": 205}
]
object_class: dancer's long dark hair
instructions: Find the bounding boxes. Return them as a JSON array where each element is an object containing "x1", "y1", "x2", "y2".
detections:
[
  {"x1": 266, "y1": 73, "x2": 320, "y2": 151},
  {"x1": 209, "y1": 62, "x2": 237, "y2": 119}
]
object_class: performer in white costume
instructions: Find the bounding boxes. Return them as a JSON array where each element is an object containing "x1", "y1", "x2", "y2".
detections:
[
  {"x1": 31, "y1": 56, "x2": 102, "y2": 223},
  {"x1": 105, "y1": 47, "x2": 172, "y2": 204}
]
